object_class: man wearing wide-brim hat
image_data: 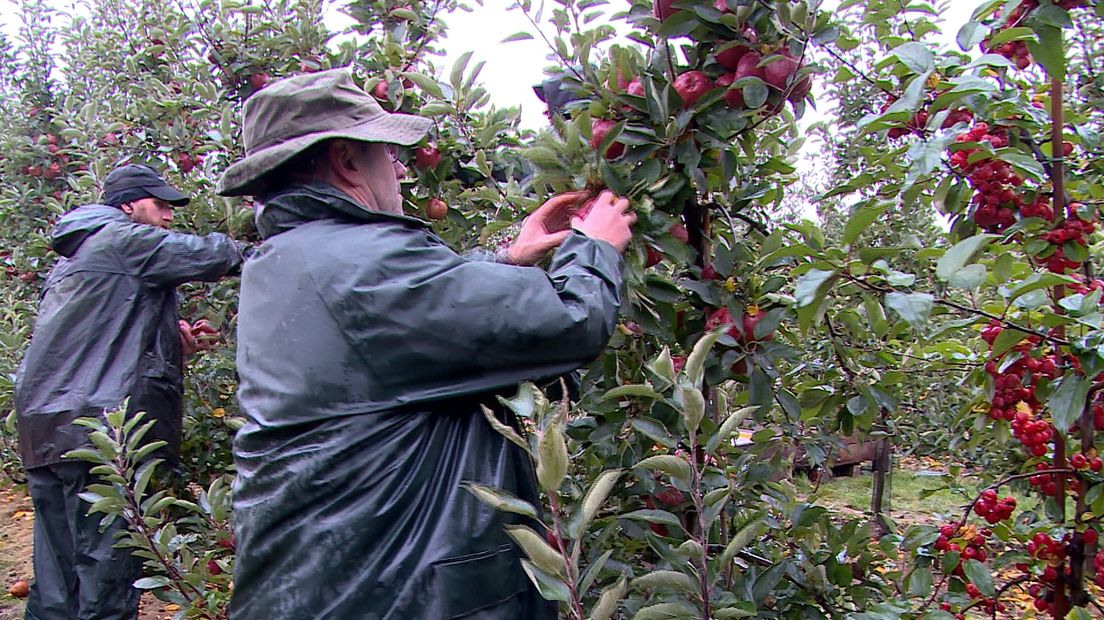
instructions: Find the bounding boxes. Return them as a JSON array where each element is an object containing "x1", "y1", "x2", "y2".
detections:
[
  {"x1": 220, "y1": 67, "x2": 636, "y2": 618},
  {"x1": 15, "y1": 163, "x2": 249, "y2": 619}
]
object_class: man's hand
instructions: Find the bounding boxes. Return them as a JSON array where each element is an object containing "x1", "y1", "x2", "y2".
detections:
[
  {"x1": 571, "y1": 190, "x2": 636, "y2": 252},
  {"x1": 180, "y1": 319, "x2": 221, "y2": 356},
  {"x1": 505, "y1": 190, "x2": 591, "y2": 266}
]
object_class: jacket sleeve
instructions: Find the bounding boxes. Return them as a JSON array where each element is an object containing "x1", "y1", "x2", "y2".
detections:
[
  {"x1": 321, "y1": 230, "x2": 624, "y2": 392},
  {"x1": 114, "y1": 223, "x2": 249, "y2": 287}
]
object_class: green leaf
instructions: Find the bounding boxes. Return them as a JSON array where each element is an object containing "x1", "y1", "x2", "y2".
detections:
[
  {"x1": 630, "y1": 418, "x2": 677, "y2": 448},
  {"x1": 632, "y1": 570, "x2": 696, "y2": 593},
  {"x1": 936, "y1": 234, "x2": 993, "y2": 281},
  {"x1": 721, "y1": 518, "x2": 765, "y2": 566},
  {"x1": 462, "y1": 483, "x2": 539, "y2": 519},
  {"x1": 991, "y1": 327, "x2": 1031, "y2": 357},
  {"x1": 580, "y1": 550, "x2": 614, "y2": 594},
  {"x1": 602, "y1": 384, "x2": 664, "y2": 401},
  {"x1": 794, "y1": 269, "x2": 837, "y2": 307},
  {"x1": 893, "y1": 42, "x2": 935, "y2": 73},
  {"x1": 501, "y1": 31, "x2": 534, "y2": 43},
  {"x1": 1048, "y1": 374, "x2": 1089, "y2": 433},
  {"x1": 536, "y1": 424, "x2": 569, "y2": 493},
  {"x1": 676, "y1": 385, "x2": 706, "y2": 434},
  {"x1": 480, "y1": 405, "x2": 532, "y2": 456},
  {"x1": 569, "y1": 470, "x2": 621, "y2": 539},
  {"x1": 957, "y1": 21, "x2": 984, "y2": 51},
  {"x1": 622, "y1": 507, "x2": 682, "y2": 527},
  {"x1": 400, "y1": 72, "x2": 444, "y2": 100},
  {"x1": 1004, "y1": 273, "x2": 1077, "y2": 302},
  {"x1": 1028, "y1": 24, "x2": 1065, "y2": 82},
  {"x1": 589, "y1": 576, "x2": 627, "y2": 620},
  {"x1": 684, "y1": 330, "x2": 722, "y2": 386},
  {"x1": 450, "y1": 51, "x2": 473, "y2": 91},
  {"x1": 962, "y1": 559, "x2": 995, "y2": 598},
  {"x1": 885, "y1": 292, "x2": 934, "y2": 330},
  {"x1": 843, "y1": 202, "x2": 889, "y2": 245},
  {"x1": 632, "y1": 601, "x2": 699, "y2": 620},
  {"x1": 949, "y1": 264, "x2": 987, "y2": 290},
  {"x1": 506, "y1": 525, "x2": 565, "y2": 577},
  {"x1": 706, "y1": 406, "x2": 755, "y2": 453},
  {"x1": 133, "y1": 576, "x2": 170, "y2": 590},
  {"x1": 650, "y1": 347, "x2": 676, "y2": 386},
  {"x1": 635, "y1": 455, "x2": 692, "y2": 484},
  {"x1": 520, "y1": 559, "x2": 572, "y2": 602},
  {"x1": 907, "y1": 566, "x2": 933, "y2": 597}
]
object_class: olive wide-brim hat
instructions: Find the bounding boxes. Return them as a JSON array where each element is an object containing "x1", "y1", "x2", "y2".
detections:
[{"x1": 217, "y1": 67, "x2": 432, "y2": 197}]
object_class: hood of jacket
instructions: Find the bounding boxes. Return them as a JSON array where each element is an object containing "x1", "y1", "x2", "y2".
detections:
[
  {"x1": 255, "y1": 182, "x2": 429, "y2": 240},
  {"x1": 51, "y1": 204, "x2": 129, "y2": 257}
]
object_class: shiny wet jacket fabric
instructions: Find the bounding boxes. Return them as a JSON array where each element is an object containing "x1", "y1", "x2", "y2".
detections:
[
  {"x1": 231, "y1": 183, "x2": 624, "y2": 619},
  {"x1": 15, "y1": 204, "x2": 248, "y2": 469}
]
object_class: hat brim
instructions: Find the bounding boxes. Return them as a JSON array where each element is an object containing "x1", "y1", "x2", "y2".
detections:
[
  {"x1": 145, "y1": 183, "x2": 191, "y2": 207},
  {"x1": 217, "y1": 112, "x2": 433, "y2": 197}
]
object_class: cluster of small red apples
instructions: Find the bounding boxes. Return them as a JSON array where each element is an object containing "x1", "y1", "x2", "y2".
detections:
[{"x1": 589, "y1": 0, "x2": 812, "y2": 161}]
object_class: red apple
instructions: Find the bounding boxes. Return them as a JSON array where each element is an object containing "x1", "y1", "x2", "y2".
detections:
[
  {"x1": 250, "y1": 73, "x2": 270, "y2": 90},
  {"x1": 426, "y1": 198, "x2": 448, "y2": 220},
  {"x1": 8, "y1": 580, "x2": 29, "y2": 598},
  {"x1": 615, "y1": 69, "x2": 632, "y2": 90},
  {"x1": 716, "y1": 44, "x2": 750, "y2": 70},
  {"x1": 735, "y1": 51, "x2": 765, "y2": 81},
  {"x1": 207, "y1": 559, "x2": 223, "y2": 575},
  {"x1": 788, "y1": 74, "x2": 813, "y2": 102},
  {"x1": 372, "y1": 81, "x2": 389, "y2": 100},
  {"x1": 590, "y1": 118, "x2": 625, "y2": 159},
  {"x1": 714, "y1": 0, "x2": 731, "y2": 12},
  {"x1": 642, "y1": 496, "x2": 671, "y2": 536},
  {"x1": 669, "y1": 223, "x2": 689, "y2": 243},
  {"x1": 414, "y1": 144, "x2": 441, "y2": 170},
  {"x1": 626, "y1": 77, "x2": 645, "y2": 97},
  {"x1": 653, "y1": 0, "x2": 680, "y2": 21},
  {"x1": 654, "y1": 485, "x2": 683, "y2": 506},
  {"x1": 741, "y1": 308, "x2": 774, "y2": 342},
  {"x1": 763, "y1": 53, "x2": 799, "y2": 91},
  {"x1": 44, "y1": 162, "x2": 61, "y2": 179},
  {"x1": 716, "y1": 73, "x2": 745, "y2": 108},
  {"x1": 645, "y1": 245, "x2": 663, "y2": 267},
  {"x1": 177, "y1": 152, "x2": 195, "y2": 173},
  {"x1": 701, "y1": 263, "x2": 719, "y2": 280},
  {"x1": 673, "y1": 71, "x2": 714, "y2": 108}
]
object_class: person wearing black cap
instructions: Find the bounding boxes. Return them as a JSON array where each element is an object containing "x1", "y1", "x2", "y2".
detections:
[{"x1": 14, "y1": 163, "x2": 250, "y2": 620}]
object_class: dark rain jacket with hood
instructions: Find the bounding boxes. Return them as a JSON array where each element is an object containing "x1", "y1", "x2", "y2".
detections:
[
  {"x1": 15, "y1": 204, "x2": 248, "y2": 469},
  {"x1": 231, "y1": 183, "x2": 625, "y2": 620}
]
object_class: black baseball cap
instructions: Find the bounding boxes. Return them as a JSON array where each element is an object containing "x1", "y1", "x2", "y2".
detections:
[{"x1": 102, "y1": 164, "x2": 190, "y2": 207}]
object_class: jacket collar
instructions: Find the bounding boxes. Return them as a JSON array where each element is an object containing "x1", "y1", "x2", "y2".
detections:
[{"x1": 254, "y1": 182, "x2": 429, "y2": 239}]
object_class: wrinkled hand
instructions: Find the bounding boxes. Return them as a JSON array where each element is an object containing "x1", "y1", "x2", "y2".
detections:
[
  {"x1": 505, "y1": 190, "x2": 591, "y2": 266},
  {"x1": 180, "y1": 319, "x2": 220, "y2": 356},
  {"x1": 571, "y1": 190, "x2": 636, "y2": 253}
]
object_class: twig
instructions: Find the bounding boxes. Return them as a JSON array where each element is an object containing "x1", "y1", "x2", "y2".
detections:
[
  {"x1": 841, "y1": 272, "x2": 1071, "y2": 347},
  {"x1": 399, "y1": 0, "x2": 444, "y2": 73}
]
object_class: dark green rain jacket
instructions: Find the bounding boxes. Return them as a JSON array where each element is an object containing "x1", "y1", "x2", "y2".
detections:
[
  {"x1": 15, "y1": 204, "x2": 248, "y2": 469},
  {"x1": 231, "y1": 183, "x2": 624, "y2": 619}
]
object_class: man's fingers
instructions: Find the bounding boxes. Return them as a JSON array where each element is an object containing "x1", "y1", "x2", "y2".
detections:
[
  {"x1": 539, "y1": 190, "x2": 591, "y2": 214},
  {"x1": 545, "y1": 230, "x2": 571, "y2": 245}
]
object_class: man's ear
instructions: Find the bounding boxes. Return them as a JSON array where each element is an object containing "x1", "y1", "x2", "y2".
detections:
[
  {"x1": 326, "y1": 140, "x2": 360, "y2": 183},
  {"x1": 119, "y1": 203, "x2": 134, "y2": 215}
]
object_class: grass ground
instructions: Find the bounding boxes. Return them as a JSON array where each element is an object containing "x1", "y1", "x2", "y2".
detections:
[{"x1": 797, "y1": 465, "x2": 1041, "y2": 522}]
